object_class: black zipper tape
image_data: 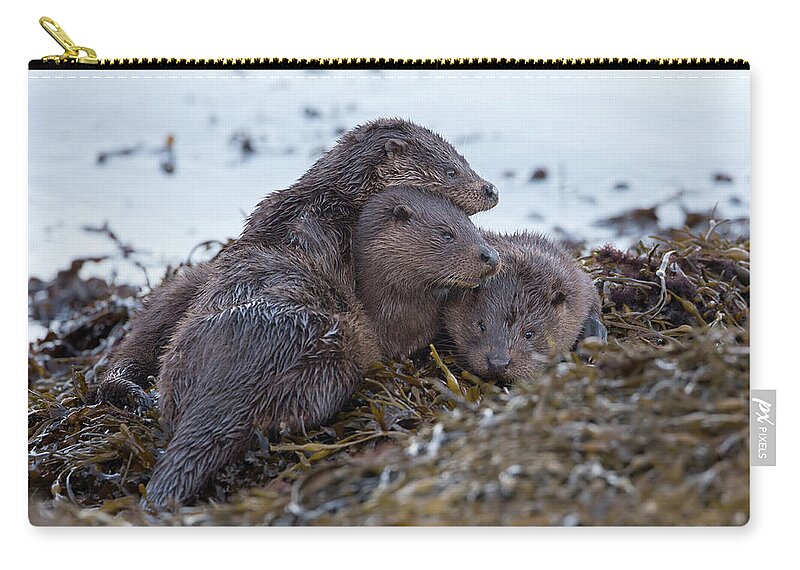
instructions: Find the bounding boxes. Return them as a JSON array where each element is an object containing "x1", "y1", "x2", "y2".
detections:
[{"x1": 28, "y1": 57, "x2": 750, "y2": 71}]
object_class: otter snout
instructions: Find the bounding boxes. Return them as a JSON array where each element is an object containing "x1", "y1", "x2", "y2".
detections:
[
  {"x1": 480, "y1": 244, "x2": 500, "y2": 272},
  {"x1": 487, "y1": 353, "x2": 512, "y2": 377},
  {"x1": 483, "y1": 183, "x2": 498, "y2": 203}
]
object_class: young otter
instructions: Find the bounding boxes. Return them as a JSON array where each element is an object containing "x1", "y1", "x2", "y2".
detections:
[
  {"x1": 353, "y1": 188, "x2": 501, "y2": 359},
  {"x1": 96, "y1": 118, "x2": 498, "y2": 408},
  {"x1": 145, "y1": 187, "x2": 499, "y2": 508},
  {"x1": 443, "y1": 231, "x2": 604, "y2": 384}
]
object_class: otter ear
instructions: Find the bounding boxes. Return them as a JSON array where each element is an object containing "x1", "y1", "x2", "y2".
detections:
[
  {"x1": 551, "y1": 291, "x2": 566, "y2": 306},
  {"x1": 391, "y1": 204, "x2": 413, "y2": 222},
  {"x1": 385, "y1": 138, "x2": 408, "y2": 157}
]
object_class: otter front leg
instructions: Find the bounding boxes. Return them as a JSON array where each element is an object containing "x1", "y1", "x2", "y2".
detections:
[
  {"x1": 96, "y1": 355, "x2": 159, "y2": 410},
  {"x1": 95, "y1": 366, "x2": 154, "y2": 411},
  {"x1": 95, "y1": 266, "x2": 207, "y2": 409}
]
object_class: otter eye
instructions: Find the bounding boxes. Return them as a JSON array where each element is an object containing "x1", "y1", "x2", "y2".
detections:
[
  {"x1": 478, "y1": 321, "x2": 487, "y2": 332},
  {"x1": 446, "y1": 167, "x2": 457, "y2": 179},
  {"x1": 525, "y1": 330, "x2": 534, "y2": 340},
  {"x1": 442, "y1": 231, "x2": 454, "y2": 243}
]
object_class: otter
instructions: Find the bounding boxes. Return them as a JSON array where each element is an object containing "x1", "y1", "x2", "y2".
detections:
[
  {"x1": 95, "y1": 264, "x2": 208, "y2": 409},
  {"x1": 353, "y1": 188, "x2": 500, "y2": 359},
  {"x1": 96, "y1": 118, "x2": 498, "y2": 409},
  {"x1": 144, "y1": 187, "x2": 500, "y2": 508},
  {"x1": 442, "y1": 231, "x2": 604, "y2": 384}
]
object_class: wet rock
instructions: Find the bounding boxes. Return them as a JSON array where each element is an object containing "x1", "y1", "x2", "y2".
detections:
[{"x1": 530, "y1": 167, "x2": 549, "y2": 181}]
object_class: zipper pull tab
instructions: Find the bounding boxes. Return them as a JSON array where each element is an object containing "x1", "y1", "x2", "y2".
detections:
[{"x1": 39, "y1": 16, "x2": 98, "y2": 64}]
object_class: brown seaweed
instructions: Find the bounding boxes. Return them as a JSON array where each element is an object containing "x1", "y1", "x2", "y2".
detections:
[{"x1": 28, "y1": 220, "x2": 750, "y2": 526}]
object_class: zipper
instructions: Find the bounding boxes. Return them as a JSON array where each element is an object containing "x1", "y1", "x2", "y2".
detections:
[
  {"x1": 31, "y1": 16, "x2": 749, "y2": 70},
  {"x1": 38, "y1": 17, "x2": 99, "y2": 65}
]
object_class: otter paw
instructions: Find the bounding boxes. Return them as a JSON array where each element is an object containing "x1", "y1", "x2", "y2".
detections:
[{"x1": 96, "y1": 377, "x2": 154, "y2": 413}]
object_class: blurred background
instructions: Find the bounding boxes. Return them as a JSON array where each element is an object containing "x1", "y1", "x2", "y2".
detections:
[{"x1": 28, "y1": 68, "x2": 749, "y2": 295}]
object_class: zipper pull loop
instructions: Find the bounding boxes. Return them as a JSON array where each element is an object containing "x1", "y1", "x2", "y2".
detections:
[{"x1": 39, "y1": 16, "x2": 99, "y2": 64}]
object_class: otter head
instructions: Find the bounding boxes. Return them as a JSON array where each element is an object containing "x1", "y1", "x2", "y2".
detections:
[
  {"x1": 443, "y1": 232, "x2": 596, "y2": 384},
  {"x1": 354, "y1": 186, "x2": 501, "y2": 294},
  {"x1": 348, "y1": 119, "x2": 499, "y2": 215}
]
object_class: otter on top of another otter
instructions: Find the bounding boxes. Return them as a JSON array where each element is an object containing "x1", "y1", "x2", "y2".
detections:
[
  {"x1": 239, "y1": 118, "x2": 499, "y2": 249},
  {"x1": 443, "y1": 231, "x2": 605, "y2": 384},
  {"x1": 96, "y1": 118, "x2": 498, "y2": 410},
  {"x1": 144, "y1": 186, "x2": 499, "y2": 508}
]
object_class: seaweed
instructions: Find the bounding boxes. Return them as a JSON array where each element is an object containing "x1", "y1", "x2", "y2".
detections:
[
  {"x1": 585, "y1": 222, "x2": 749, "y2": 345},
  {"x1": 95, "y1": 135, "x2": 176, "y2": 174},
  {"x1": 27, "y1": 220, "x2": 750, "y2": 526},
  {"x1": 28, "y1": 256, "x2": 138, "y2": 326}
]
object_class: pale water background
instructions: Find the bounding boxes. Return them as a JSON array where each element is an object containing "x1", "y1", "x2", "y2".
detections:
[{"x1": 29, "y1": 68, "x2": 749, "y2": 293}]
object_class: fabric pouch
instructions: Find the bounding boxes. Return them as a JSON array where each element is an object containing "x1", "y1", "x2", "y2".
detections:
[{"x1": 28, "y1": 17, "x2": 750, "y2": 526}]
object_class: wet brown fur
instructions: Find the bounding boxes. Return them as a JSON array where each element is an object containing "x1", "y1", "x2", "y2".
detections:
[
  {"x1": 96, "y1": 118, "x2": 497, "y2": 409},
  {"x1": 443, "y1": 231, "x2": 601, "y2": 383},
  {"x1": 354, "y1": 188, "x2": 500, "y2": 360},
  {"x1": 145, "y1": 187, "x2": 497, "y2": 508},
  {"x1": 147, "y1": 235, "x2": 378, "y2": 508},
  {"x1": 95, "y1": 265, "x2": 208, "y2": 408}
]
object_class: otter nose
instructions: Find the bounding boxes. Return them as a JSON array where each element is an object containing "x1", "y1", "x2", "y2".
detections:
[
  {"x1": 480, "y1": 245, "x2": 500, "y2": 269},
  {"x1": 483, "y1": 183, "x2": 498, "y2": 202},
  {"x1": 487, "y1": 356, "x2": 511, "y2": 377}
]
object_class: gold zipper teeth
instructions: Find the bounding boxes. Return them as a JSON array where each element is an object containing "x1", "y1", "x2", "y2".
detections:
[
  {"x1": 89, "y1": 57, "x2": 747, "y2": 67},
  {"x1": 35, "y1": 20, "x2": 748, "y2": 69}
]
